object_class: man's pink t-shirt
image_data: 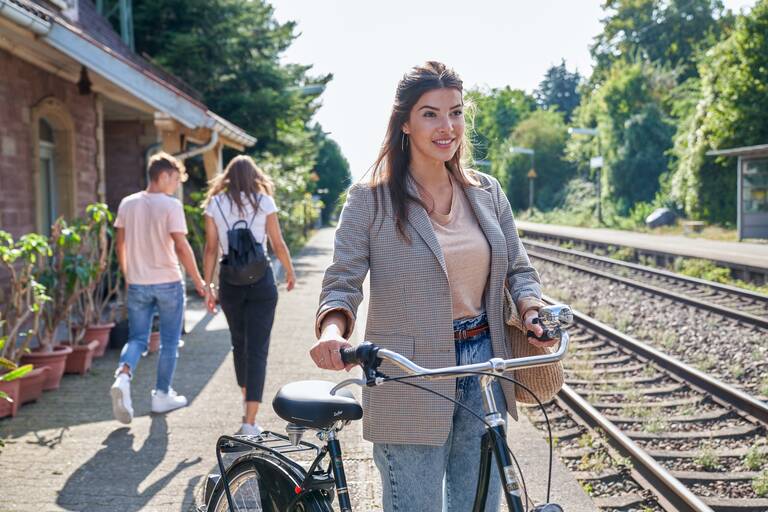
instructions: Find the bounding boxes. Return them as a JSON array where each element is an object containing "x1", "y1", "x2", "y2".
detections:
[{"x1": 114, "y1": 191, "x2": 187, "y2": 285}]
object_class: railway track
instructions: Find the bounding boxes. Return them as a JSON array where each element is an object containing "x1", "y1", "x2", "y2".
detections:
[
  {"x1": 527, "y1": 297, "x2": 768, "y2": 511},
  {"x1": 524, "y1": 239, "x2": 768, "y2": 330}
]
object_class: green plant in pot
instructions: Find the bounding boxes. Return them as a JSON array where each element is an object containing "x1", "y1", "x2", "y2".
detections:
[
  {"x1": 73, "y1": 204, "x2": 121, "y2": 359},
  {"x1": 0, "y1": 230, "x2": 51, "y2": 409},
  {"x1": 25, "y1": 218, "x2": 90, "y2": 390}
]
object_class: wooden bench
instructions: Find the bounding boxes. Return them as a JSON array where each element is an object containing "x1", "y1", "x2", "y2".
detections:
[{"x1": 682, "y1": 220, "x2": 705, "y2": 235}]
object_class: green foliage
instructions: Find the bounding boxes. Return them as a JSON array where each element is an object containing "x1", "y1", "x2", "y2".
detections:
[
  {"x1": 466, "y1": 86, "x2": 536, "y2": 183},
  {"x1": 133, "y1": 0, "x2": 330, "y2": 157},
  {"x1": 535, "y1": 59, "x2": 581, "y2": 121},
  {"x1": 743, "y1": 445, "x2": 766, "y2": 471},
  {"x1": 503, "y1": 110, "x2": 576, "y2": 211},
  {"x1": 184, "y1": 191, "x2": 207, "y2": 272},
  {"x1": 670, "y1": 1, "x2": 768, "y2": 223},
  {"x1": 694, "y1": 445, "x2": 720, "y2": 470},
  {"x1": 567, "y1": 59, "x2": 677, "y2": 216},
  {"x1": 313, "y1": 127, "x2": 352, "y2": 224},
  {"x1": 0, "y1": 231, "x2": 51, "y2": 363},
  {"x1": 754, "y1": 469, "x2": 768, "y2": 497},
  {"x1": 522, "y1": 177, "x2": 598, "y2": 226},
  {"x1": 590, "y1": 0, "x2": 729, "y2": 84},
  {"x1": 132, "y1": 0, "x2": 350, "y2": 249},
  {"x1": 673, "y1": 257, "x2": 732, "y2": 283},
  {"x1": 611, "y1": 103, "x2": 675, "y2": 213}
]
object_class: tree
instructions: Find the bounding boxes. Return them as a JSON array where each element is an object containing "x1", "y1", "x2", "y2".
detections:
[
  {"x1": 535, "y1": 60, "x2": 581, "y2": 121},
  {"x1": 133, "y1": 0, "x2": 331, "y2": 156},
  {"x1": 611, "y1": 103, "x2": 674, "y2": 213},
  {"x1": 502, "y1": 110, "x2": 575, "y2": 211},
  {"x1": 670, "y1": 0, "x2": 768, "y2": 223},
  {"x1": 466, "y1": 87, "x2": 536, "y2": 184},
  {"x1": 590, "y1": 0, "x2": 730, "y2": 83},
  {"x1": 313, "y1": 127, "x2": 351, "y2": 224},
  {"x1": 567, "y1": 60, "x2": 675, "y2": 214}
]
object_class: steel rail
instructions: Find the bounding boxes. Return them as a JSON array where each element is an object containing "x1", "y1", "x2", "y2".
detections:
[{"x1": 532, "y1": 251, "x2": 768, "y2": 330}]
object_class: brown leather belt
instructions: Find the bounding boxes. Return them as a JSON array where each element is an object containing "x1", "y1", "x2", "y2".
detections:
[{"x1": 454, "y1": 322, "x2": 489, "y2": 341}]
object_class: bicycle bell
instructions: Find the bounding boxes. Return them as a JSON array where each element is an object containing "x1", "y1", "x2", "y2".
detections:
[{"x1": 537, "y1": 304, "x2": 573, "y2": 337}]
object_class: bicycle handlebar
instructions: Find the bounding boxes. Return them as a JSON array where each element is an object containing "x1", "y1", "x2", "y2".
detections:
[
  {"x1": 339, "y1": 303, "x2": 572, "y2": 381},
  {"x1": 340, "y1": 330, "x2": 569, "y2": 380}
]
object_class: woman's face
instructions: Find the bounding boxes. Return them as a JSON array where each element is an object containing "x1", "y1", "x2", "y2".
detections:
[{"x1": 402, "y1": 88, "x2": 464, "y2": 165}]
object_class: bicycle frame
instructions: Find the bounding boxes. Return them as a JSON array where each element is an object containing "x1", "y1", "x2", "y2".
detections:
[
  {"x1": 341, "y1": 327, "x2": 571, "y2": 511},
  {"x1": 213, "y1": 304, "x2": 570, "y2": 512}
]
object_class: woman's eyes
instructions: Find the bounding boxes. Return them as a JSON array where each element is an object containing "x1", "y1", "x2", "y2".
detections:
[{"x1": 422, "y1": 110, "x2": 463, "y2": 118}]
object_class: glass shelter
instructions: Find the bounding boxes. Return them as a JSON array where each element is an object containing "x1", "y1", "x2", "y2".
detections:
[{"x1": 707, "y1": 144, "x2": 768, "y2": 240}]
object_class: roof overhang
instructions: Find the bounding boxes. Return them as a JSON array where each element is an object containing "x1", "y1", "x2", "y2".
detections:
[
  {"x1": 0, "y1": 0, "x2": 256, "y2": 147},
  {"x1": 706, "y1": 144, "x2": 768, "y2": 159}
]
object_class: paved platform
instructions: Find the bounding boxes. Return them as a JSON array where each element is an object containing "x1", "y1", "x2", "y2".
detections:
[
  {"x1": 0, "y1": 227, "x2": 595, "y2": 511},
  {"x1": 517, "y1": 221, "x2": 768, "y2": 271}
]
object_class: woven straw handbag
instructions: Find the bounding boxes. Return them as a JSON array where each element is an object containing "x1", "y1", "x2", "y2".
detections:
[{"x1": 503, "y1": 287, "x2": 564, "y2": 404}]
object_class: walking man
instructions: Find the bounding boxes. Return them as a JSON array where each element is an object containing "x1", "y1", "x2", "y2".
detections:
[{"x1": 110, "y1": 152, "x2": 206, "y2": 424}]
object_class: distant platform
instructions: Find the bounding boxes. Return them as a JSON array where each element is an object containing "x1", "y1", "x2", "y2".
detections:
[{"x1": 516, "y1": 221, "x2": 768, "y2": 284}]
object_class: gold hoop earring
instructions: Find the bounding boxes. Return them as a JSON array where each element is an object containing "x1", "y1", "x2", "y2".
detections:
[{"x1": 401, "y1": 133, "x2": 409, "y2": 152}]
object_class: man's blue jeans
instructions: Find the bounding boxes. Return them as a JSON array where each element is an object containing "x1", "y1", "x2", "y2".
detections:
[
  {"x1": 118, "y1": 281, "x2": 184, "y2": 393},
  {"x1": 373, "y1": 312, "x2": 505, "y2": 512}
]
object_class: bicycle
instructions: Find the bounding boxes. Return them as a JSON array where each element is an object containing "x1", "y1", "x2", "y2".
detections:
[{"x1": 202, "y1": 303, "x2": 573, "y2": 512}]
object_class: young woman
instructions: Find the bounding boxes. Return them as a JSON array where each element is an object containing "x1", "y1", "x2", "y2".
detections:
[
  {"x1": 203, "y1": 155, "x2": 296, "y2": 435},
  {"x1": 309, "y1": 62, "x2": 552, "y2": 511}
]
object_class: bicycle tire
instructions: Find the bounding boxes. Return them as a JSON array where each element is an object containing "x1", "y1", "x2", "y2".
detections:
[{"x1": 207, "y1": 452, "x2": 334, "y2": 512}]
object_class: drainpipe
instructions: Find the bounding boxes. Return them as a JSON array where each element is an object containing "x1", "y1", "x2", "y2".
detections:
[
  {"x1": 173, "y1": 130, "x2": 219, "y2": 162},
  {"x1": 0, "y1": 0, "x2": 52, "y2": 34},
  {"x1": 143, "y1": 130, "x2": 220, "y2": 185}
]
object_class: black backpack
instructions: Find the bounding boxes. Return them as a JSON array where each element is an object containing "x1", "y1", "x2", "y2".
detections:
[{"x1": 215, "y1": 195, "x2": 268, "y2": 286}]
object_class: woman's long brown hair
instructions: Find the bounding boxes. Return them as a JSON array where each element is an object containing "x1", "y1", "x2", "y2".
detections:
[
  {"x1": 370, "y1": 61, "x2": 477, "y2": 240},
  {"x1": 203, "y1": 155, "x2": 274, "y2": 216}
]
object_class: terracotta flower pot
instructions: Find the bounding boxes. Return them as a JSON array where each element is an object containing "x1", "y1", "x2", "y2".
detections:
[
  {"x1": 63, "y1": 340, "x2": 100, "y2": 375},
  {"x1": 147, "y1": 331, "x2": 160, "y2": 354},
  {"x1": 83, "y1": 323, "x2": 115, "y2": 358},
  {"x1": 20, "y1": 345, "x2": 73, "y2": 391},
  {"x1": 17, "y1": 367, "x2": 49, "y2": 404},
  {"x1": 0, "y1": 378, "x2": 21, "y2": 418}
]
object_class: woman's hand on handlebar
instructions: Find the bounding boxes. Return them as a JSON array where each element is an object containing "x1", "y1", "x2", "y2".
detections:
[
  {"x1": 310, "y1": 324, "x2": 355, "y2": 371},
  {"x1": 524, "y1": 309, "x2": 558, "y2": 348}
]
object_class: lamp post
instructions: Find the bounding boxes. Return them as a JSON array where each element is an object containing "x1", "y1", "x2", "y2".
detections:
[
  {"x1": 510, "y1": 146, "x2": 536, "y2": 211},
  {"x1": 567, "y1": 127, "x2": 603, "y2": 224}
]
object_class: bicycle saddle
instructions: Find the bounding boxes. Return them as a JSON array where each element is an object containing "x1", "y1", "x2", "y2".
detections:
[{"x1": 272, "y1": 380, "x2": 363, "y2": 429}]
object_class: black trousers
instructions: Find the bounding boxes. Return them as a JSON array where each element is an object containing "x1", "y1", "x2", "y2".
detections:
[{"x1": 218, "y1": 268, "x2": 278, "y2": 402}]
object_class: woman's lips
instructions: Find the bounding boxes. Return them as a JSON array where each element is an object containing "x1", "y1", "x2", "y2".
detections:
[{"x1": 432, "y1": 138, "x2": 455, "y2": 149}]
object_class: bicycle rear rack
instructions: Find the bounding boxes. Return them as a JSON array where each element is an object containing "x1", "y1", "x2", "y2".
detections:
[{"x1": 218, "y1": 429, "x2": 321, "y2": 457}]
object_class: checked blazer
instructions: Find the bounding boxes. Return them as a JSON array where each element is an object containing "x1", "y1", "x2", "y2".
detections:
[{"x1": 316, "y1": 170, "x2": 544, "y2": 445}]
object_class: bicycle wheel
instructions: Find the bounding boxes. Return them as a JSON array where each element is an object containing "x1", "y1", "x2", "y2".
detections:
[{"x1": 208, "y1": 453, "x2": 334, "y2": 512}]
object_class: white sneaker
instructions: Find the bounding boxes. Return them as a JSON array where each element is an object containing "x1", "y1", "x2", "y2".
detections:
[
  {"x1": 110, "y1": 373, "x2": 134, "y2": 424},
  {"x1": 151, "y1": 388, "x2": 188, "y2": 414},
  {"x1": 236, "y1": 422, "x2": 263, "y2": 437}
]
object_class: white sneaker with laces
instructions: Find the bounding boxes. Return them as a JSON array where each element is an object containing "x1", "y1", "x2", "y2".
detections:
[
  {"x1": 110, "y1": 373, "x2": 133, "y2": 424},
  {"x1": 236, "y1": 422, "x2": 263, "y2": 437},
  {"x1": 151, "y1": 388, "x2": 188, "y2": 413}
]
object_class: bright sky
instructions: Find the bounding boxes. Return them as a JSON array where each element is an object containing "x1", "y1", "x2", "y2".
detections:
[{"x1": 270, "y1": 0, "x2": 756, "y2": 181}]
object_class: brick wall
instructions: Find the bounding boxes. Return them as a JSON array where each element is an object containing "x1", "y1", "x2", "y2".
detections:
[
  {"x1": 104, "y1": 120, "x2": 157, "y2": 211},
  {"x1": 0, "y1": 49, "x2": 98, "y2": 238}
]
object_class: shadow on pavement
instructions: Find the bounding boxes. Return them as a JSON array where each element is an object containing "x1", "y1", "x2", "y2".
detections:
[
  {"x1": 0, "y1": 307, "x2": 232, "y2": 440},
  {"x1": 56, "y1": 416, "x2": 201, "y2": 511}
]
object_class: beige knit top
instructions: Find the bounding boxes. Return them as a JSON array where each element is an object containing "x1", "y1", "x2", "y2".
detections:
[{"x1": 425, "y1": 175, "x2": 491, "y2": 320}]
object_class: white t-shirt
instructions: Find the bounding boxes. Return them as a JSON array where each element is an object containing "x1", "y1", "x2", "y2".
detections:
[{"x1": 205, "y1": 192, "x2": 278, "y2": 255}]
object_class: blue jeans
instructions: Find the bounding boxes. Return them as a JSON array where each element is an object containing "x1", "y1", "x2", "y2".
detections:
[
  {"x1": 373, "y1": 312, "x2": 506, "y2": 512},
  {"x1": 118, "y1": 281, "x2": 184, "y2": 393}
]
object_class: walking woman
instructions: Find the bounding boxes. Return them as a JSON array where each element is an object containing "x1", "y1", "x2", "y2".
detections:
[
  {"x1": 203, "y1": 155, "x2": 296, "y2": 435},
  {"x1": 310, "y1": 62, "x2": 552, "y2": 511}
]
